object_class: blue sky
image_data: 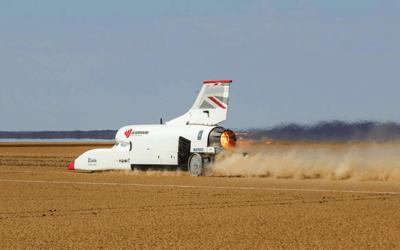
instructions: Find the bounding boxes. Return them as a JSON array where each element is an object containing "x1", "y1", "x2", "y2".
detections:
[{"x1": 1, "y1": 0, "x2": 399, "y2": 131}]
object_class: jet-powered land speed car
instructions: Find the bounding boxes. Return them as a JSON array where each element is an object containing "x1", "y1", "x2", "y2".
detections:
[{"x1": 67, "y1": 80, "x2": 236, "y2": 176}]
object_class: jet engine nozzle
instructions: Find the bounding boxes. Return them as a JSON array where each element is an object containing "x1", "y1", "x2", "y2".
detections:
[
  {"x1": 220, "y1": 130, "x2": 236, "y2": 148},
  {"x1": 208, "y1": 127, "x2": 237, "y2": 150}
]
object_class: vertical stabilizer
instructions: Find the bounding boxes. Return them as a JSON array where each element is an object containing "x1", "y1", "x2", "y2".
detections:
[{"x1": 166, "y1": 80, "x2": 232, "y2": 125}]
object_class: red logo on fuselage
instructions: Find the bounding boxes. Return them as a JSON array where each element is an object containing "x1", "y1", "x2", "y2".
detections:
[{"x1": 125, "y1": 129, "x2": 132, "y2": 138}]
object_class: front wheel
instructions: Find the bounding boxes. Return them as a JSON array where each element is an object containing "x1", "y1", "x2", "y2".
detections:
[{"x1": 188, "y1": 153, "x2": 204, "y2": 176}]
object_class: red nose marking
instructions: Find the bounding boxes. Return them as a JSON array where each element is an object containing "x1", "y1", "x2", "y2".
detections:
[{"x1": 67, "y1": 161, "x2": 75, "y2": 170}]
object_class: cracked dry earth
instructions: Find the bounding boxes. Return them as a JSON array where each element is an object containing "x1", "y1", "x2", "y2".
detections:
[{"x1": 1, "y1": 143, "x2": 400, "y2": 249}]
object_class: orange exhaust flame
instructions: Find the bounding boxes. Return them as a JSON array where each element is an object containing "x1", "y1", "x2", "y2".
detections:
[
  {"x1": 221, "y1": 131, "x2": 236, "y2": 149},
  {"x1": 235, "y1": 132, "x2": 253, "y2": 146},
  {"x1": 236, "y1": 140, "x2": 253, "y2": 146}
]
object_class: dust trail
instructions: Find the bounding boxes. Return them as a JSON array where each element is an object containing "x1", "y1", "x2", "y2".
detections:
[{"x1": 207, "y1": 142, "x2": 400, "y2": 181}]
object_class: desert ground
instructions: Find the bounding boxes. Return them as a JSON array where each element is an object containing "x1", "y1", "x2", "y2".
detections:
[{"x1": 1, "y1": 142, "x2": 400, "y2": 249}]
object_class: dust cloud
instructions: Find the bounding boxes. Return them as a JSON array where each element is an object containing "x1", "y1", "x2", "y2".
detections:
[{"x1": 206, "y1": 142, "x2": 400, "y2": 181}]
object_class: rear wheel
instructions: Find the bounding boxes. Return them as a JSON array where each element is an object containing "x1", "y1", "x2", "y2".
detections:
[{"x1": 188, "y1": 153, "x2": 204, "y2": 176}]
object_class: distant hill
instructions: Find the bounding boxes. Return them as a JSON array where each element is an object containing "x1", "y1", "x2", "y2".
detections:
[
  {"x1": 2, "y1": 121, "x2": 400, "y2": 142},
  {"x1": 242, "y1": 121, "x2": 400, "y2": 142},
  {"x1": 0, "y1": 130, "x2": 117, "y2": 140}
]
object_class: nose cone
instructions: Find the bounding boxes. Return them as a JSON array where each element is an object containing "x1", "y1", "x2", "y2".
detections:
[{"x1": 67, "y1": 161, "x2": 75, "y2": 170}]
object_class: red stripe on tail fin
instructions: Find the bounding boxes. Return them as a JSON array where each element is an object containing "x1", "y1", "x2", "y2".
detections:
[{"x1": 208, "y1": 97, "x2": 226, "y2": 109}]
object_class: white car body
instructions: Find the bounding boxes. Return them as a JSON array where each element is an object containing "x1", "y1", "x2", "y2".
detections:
[{"x1": 68, "y1": 80, "x2": 236, "y2": 175}]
